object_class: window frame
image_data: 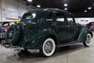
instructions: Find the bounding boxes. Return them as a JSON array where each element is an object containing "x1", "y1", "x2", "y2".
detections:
[
  {"x1": 65, "y1": 13, "x2": 75, "y2": 23},
  {"x1": 54, "y1": 11, "x2": 66, "y2": 23},
  {"x1": 45, "y1": 11, "x2": 55, "y2": 22}
]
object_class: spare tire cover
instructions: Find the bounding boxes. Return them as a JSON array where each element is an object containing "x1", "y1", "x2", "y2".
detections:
[{"x1": 6, "y1": 24, "x2": 20, "y2": 45}]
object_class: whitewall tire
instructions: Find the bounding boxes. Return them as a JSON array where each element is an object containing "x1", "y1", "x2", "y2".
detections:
[
  {"x1": 40, "y1": 38, "x2": 56, "y2": 57},
  {"x1": 83, "y1": 33, "x2": 92, "y2": 47}
]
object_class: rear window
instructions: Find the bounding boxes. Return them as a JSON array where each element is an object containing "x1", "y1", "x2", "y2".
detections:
[
  {"x1": 21, "y1": 13, "x2": 36, "y2": 20},
  {"x1": 55, "y1": 13, "x2": 65, "y2": 22}
]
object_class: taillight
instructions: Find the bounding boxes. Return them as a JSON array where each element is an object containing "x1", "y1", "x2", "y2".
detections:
[{"x1": 2, "y1": 26, "x2": 9, "y2": 29}]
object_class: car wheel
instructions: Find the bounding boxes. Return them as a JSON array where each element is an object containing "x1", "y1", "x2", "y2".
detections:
[
  {"x1": 40, "y1": 38, "x2": 56, "y2": 57},
  {"x1": 83, "y1": 33, "x2": 92, "y2": 47}
]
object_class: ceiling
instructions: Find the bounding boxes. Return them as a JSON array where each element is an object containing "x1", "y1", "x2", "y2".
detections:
[{"x1": 23, "y1": 0, "x2": 94, "y2": 17}]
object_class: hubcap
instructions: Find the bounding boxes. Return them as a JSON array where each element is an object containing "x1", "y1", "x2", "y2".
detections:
[
  {"x1": 43, "y1": 38, "x2": 55, "y2": 56},
  {"x1": 44, "y1": 40, "x2": 53, "y2": 54},
  {"x1": 86, "y1": 34, "x2": 91, "y2": 45}
]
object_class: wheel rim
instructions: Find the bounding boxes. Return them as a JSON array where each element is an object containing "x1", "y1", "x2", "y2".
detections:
[
  {"x1": 44, "y1": 41, "x2": 53, "y2": 54},
  {"x1": 86, "y1": 34, "x2": 91, "y2": 45},
  {"x1": 43, "y1": 38, "x2": 55, "y2": 56}
]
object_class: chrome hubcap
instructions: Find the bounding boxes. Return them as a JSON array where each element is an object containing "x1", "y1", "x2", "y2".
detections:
[
  {"x1": 86, "y1": 34, "x2": 91, "y2": 45},
  {"x1": 44, "y1": 41, "x2": 53, "y2": 54}
]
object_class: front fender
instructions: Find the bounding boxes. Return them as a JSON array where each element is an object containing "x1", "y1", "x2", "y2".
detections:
[
  {"x1": 77, "y1": 28, "x2": 92, "y2": 42},
  {"x1": 24, "y1": 28, "x2": 57, "y2": 49}
]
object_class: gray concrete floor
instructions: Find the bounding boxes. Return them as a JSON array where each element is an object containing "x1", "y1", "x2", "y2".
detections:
[{"x1": 0, "y1": 37, "x2": 94, "y2": 63}]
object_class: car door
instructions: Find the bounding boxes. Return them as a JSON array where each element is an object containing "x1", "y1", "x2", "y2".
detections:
[
  {"x1": 65, "y1": 13, "x2": 78, "y2": 41},
  {"x1": 55, "y1": 12, "x2": 71, "y2": 42}
]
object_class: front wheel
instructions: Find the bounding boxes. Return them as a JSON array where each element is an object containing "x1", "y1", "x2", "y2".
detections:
[
  {"x1": 40, "y1": 38, "x2": 56, "y2": 57},
  {"x1": 83, "y1": 33, "x2": 92, "y2": 47}
]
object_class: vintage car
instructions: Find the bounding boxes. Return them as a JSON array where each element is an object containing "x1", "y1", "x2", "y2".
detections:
[
  {"x1": 86, "y1": 22, "x2": 94, "y2": 31},
  {"x1": 5, "y1": 8, "x2": 93, "y2": 57},
  {"x1": 0, "y1": 22, "x2": 10, "y2": 42}
]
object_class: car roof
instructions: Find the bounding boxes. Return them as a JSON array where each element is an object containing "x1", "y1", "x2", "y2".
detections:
[{"x1": 27, "y1": 8, "x2": 71, "y2": 14}]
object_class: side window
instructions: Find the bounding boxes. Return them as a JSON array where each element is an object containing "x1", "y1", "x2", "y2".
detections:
[
  {"x1": 22, "y1": 13, "x2": 36, "y2": 20},
  {"x1": 26, "y1": 13, "x2": 36, "y2": 19},
  {"x1": 66, "y1": 13, "x2": 74, "y2": 23},
  {"x1": 46, "y1": 13, "x2": 53, "y2": 21},
  {"x1": 55, "y1": 13, "x2": 65, "y2": 22}
]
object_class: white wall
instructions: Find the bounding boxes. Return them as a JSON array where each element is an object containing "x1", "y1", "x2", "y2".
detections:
[
  {"x1": 18, "y1": 2, "x2": 27, "y2": 19},
  {"x1": 75, "y1": 18, "x2": 94, "y2": 25},
  {"x1": 0, "y1": 0, "x2": 1, "y2": 21},
  {"x1": 2, "y1": 0, "x2": 18, "y2": 21},
  {"x1": 0, "y1": 0, "x2": 29, "y2": 22}
]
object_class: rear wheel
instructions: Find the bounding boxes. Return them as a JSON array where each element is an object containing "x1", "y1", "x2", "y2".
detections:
[
  {"x1": 40, "y1": 38, "x2": 56, "y2": 57},
  {"x1": 83, "y1": 33, "x2": 92, "y2": 47}
]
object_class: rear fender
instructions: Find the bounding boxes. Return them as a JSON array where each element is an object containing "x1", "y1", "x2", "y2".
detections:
[
  {"x1": 35, "y1": 28, "x2": 58, "y2": 49},
  {"x1": 77, "y1": 28, "x2": 92, "y2": 42},
  {"x1": 24, "y1": 28, "x2": 58, "y2": 49}
]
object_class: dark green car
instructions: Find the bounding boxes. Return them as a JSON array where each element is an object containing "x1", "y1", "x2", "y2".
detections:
[{"x1": 5, "y1": 8, "x2": 93, "y2": 57}]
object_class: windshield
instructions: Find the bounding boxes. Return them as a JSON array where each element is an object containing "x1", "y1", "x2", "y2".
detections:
[{"x1": 21, "y1": 13, "x2": 36, "y2": 22}]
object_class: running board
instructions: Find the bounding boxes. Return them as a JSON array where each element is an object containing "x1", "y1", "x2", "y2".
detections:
[{"x1": 58, "y1": 41, "x2": 82, "y2": 47}]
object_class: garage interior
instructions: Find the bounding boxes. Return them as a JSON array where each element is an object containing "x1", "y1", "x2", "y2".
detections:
[{"x1": 0, "y1": 0, "x2": 94, "y2": 63}]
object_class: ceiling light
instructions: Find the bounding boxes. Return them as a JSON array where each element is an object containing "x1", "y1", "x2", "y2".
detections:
[
  {"x1": 27, "y1": 0, "x2": 32, "y2": 2},
  {"x1": 64, "y1": 3, "x2": 68, "y2": 7},
  {"x1": 64, "y1": 8, "x2": 68, "y2": 10},
  {"x1": 84, "y1": 10, "x2": 87, "y2": 12},
  {"x1": 88, "y1": 7, "x2": 92, "y2": 10},
  {"x1": 37, "y1": 5, "x2": 41, "y2": 8}
]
